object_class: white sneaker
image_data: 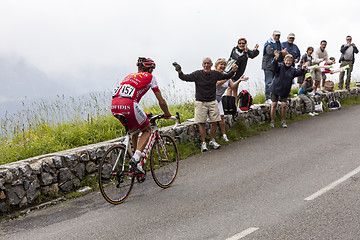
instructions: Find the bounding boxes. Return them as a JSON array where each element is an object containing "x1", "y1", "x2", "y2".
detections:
[
  {"x1": 313, "y1": 112, "x2": 319, "y2": 116},
  {"x1": 209, "y1": 140, "x2": 221, "y2": 149},
  {"x1": 281, "y1": 120, "x2": 288, "y2": 128},
  {"x1": 222, "y1": 134, "x2": 229, "y2": 142},
  {"x1": 270, "y1": 121, "x2": 275, "y2": 128},
  {"x1": 265, "y1": 99, "x2": 272, "y2": 104},
  {"x1": 201, "y1": 142, "x2": 208, "y2": 152},
  {"x1": 308, "y1": 112, "x2": 315, "y2": 116},
  {"x1": 136, "y1": 162, "x2": 145, "y2": 174},
  {"x1": 130, "y1": 157, "x2": 145, "y2": 174}
]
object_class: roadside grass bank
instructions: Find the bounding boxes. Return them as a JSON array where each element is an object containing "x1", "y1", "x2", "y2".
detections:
[
  {"x1": 0, "y1": 81, "x2": 358, "y2": 165},
  {"x1": 2, "y1": 92, "x2": 360, "y2": 221},
  {"x1": 0, "y1": 100, "x2": 194, "y2": 165}
]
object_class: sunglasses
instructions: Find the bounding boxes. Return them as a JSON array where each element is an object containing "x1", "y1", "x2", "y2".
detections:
[
  {"x1": 238, "y1": 42, "x2": 246, "y2": 45},
  {"x1": 347, "y1": 38, "x2": 352, "y2": 41},
  {"x1": 289, "y1": 37, "x2": 295, "y2": 40}
]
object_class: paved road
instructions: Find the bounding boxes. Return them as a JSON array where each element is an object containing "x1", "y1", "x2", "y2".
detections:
[{"x1": 1, "y1": 105, "x2": 360, "y2": 240}]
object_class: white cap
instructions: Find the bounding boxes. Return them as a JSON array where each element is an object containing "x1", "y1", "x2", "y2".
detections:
[
  {"x1": 288, "y1": 33, "x2": 295, "y2": 38},
  {"x1": 273, "y1": 30, "x2": 281, "y2": 35}
]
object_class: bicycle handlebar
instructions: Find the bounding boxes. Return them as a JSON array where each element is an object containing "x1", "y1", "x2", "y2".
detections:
[{"x1": 149, "y1": 112, "x2": 181, "y2": 128}]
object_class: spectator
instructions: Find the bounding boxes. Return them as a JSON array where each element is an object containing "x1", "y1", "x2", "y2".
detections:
[
  {"x1": 270, "y1": 52, "x2": 307, "y2": 128},
  {"x1": 311, "y1": 40, "x2": 332, "y2": 93},
  {"x1": 173, "y1": 58, "x2": 238, "y2": 152},
  {"x1": 338, "y1": 35, "x2": 359, "y2": 90},
  {"x1": 298, "y1": 73, "x2": 318, "y2": 116},
  {"x1": 215, "y1": 58, "x2": 248, "y2": 142},
  {"x1": 225, "y1": 38, "x2": 259, "y2": 106},
  {"x1": 282, "y1": 33, "x2": 301, "y2": 67},
  {"x1": 297, "y1": 46, "x2": 314, "y2": 89},
  {"x1": 320, "y1": 57, "x2": 336, "y2": 91},
  {"x1": 262, "y1": 30, "x2": 288, "y2": 103}
]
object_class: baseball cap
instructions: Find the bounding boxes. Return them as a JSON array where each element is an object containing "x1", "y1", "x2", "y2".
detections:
[
  {"x1": 273, "y1": 30, "x2": 281, "y2": 35},
  {"x1": 288, "y1": 33, "x2": 295, "y2": 38},
  {"x1": 305, "y1": 73, "x2": 312, "y2": 79}
]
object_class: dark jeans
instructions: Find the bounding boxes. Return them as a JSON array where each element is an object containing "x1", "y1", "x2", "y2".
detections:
[{"x1": 264, "y1": 69, "x2": 274, "y2": 100}]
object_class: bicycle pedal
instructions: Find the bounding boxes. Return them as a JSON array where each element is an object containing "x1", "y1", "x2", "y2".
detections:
[{"x1": 136, "y1": 174, "x2": 146, "y2": 183}]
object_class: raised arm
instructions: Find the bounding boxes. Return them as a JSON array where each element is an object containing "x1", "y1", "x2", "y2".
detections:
[
  {"x1": 247, "y1": 45, "x2": 260, "y2": 59},
  {"x1": 173, "y1": 62, "x2": 197, "y2": 82},
  {"x1": 216, "y1": 79, "x2": 229, "y2": 86},
  {"x1": 229, "y1": 75, "x2": 249, "y2": 89}
]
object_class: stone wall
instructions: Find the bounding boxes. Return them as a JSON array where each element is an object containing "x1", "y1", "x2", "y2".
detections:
[{"x1": 1, "y1": 88, "x2": 359, "y2": 214}]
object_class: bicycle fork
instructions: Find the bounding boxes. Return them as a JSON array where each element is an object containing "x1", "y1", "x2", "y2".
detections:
[{"x1": 154, "y1": 133, "x2": 171, "y2": 163}]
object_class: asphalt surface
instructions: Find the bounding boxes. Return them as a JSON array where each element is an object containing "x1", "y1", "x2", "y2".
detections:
[{"x1": 1, "y1": 104, "x2": 360, "y2": 240}]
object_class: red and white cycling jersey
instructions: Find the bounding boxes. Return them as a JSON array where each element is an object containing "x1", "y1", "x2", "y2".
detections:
[
  {"x1": 111, "y1": 71, "x2": 160, "y2": 130},
  {"x1": 112, "y1": 71, "x2": 160, "y2": 103}
]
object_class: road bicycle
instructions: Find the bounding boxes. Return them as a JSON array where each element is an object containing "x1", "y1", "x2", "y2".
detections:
[{"x1": 98, "y1": 112, "x2": 180, "y2": 204}]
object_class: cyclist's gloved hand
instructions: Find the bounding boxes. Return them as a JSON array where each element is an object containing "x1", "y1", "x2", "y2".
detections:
[
  {"x1": 172, "y1": 62, "x2": 181, "y2": 72},
  {"x1": 163, "y1": 113, "x2": 172, "y2": 119},
  {"x1": 146, "y1": 112, "x2": 153, "y2": 118}
]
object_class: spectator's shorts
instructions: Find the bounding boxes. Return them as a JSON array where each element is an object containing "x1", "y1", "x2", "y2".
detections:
[
  {"x1": 310, "y1": 68, "x2": 322, "y2": 82},
  {"x1": 322, "y1": 73, "x2": 327, "y2": 81},
  {"x1": 270, "y1": 92, "x2": 288, "y2": 103},
  {"x1": 111, "y1": 97, "x2": 149, "y2": 130},
  {"x1": 195, "y1": 100, "x2": 221, "y2": 123},
  {"x1": 217, "y1": 100, "x2": 224, "y2": 116}
]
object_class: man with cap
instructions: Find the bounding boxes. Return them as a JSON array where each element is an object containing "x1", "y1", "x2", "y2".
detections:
[
  {"x1": 282, "y1": 33, "x2": 301, "y2": 67},
  {"x1": 262, "y1": 30, "x2": 288, "y2": 104}
]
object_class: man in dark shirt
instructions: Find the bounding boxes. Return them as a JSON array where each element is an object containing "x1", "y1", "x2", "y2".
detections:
[
  {"x1": 173, "y1": 58, "x2": 237, "y2": 152},
  {"x1": 262, "y1": 30, "x2": 288, "y2": 103},
  {"x1": 338, "y1": 35, "x2": 358, "y2": 90},
  {"x1": 282, "y1": 33, "x2": 300, "y2": 67}
]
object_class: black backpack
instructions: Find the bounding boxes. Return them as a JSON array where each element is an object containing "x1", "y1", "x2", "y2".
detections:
[
  {"x1": 221, "y1": 95, "x2": 237, "y2": 115},
  {"x1": 327, "y1": 98, "x2": 341, "y2": 109},
  {"x1": 238, "y1": 90, "x2": 252, "y2": 111}
]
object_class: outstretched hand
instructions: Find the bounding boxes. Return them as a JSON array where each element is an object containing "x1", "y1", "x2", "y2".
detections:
[
  {"x1": 274, "y1": 50, "x2": 280, "y2": 60},
  {"x1": 163, "y1": 113, "x2": 172, "y2": 119},
  {"x1": 172, "y1": 62, "x2": 182, "y2": 72},
  {"x1": 303, "y1": 61, "x2": 310, "y2": 69},
  {"x1": 240, "y1": 75, "x2": 249, "y2": 81},
  {"x1": 232, "y1": 64, "x2": 238, "y2": 72},
  {"x1": 281, "y1": 48, "x2": 288, "y2": 56}
]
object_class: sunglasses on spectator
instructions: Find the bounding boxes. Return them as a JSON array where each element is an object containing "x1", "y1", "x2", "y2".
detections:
[
  {"x1": 238, "y1": 42, "x2": 246, "y2": 45},
  {"x1": 289, "y1": 37, "x2": 295, "y2": 40},
  {"x1": 347, "y1": 38, "x2": 352, "y2": 41}
]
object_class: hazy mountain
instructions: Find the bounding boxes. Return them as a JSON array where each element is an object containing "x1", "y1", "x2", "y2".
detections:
[
  {"x1": 0, "y1": 55, "x2": 76, "y2": 116},
  {"x1": 0, "y1": 55, "x2": 74, "y2": 99}
]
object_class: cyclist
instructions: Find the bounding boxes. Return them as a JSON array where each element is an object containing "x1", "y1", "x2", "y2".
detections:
[{"x1": 111, "y1": 57, "x2": 171, "y2": 173}]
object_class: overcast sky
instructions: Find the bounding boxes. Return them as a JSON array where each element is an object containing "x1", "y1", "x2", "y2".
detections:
[{"x1": 1, "y1": 0, "x2": 360, "y2": 103}]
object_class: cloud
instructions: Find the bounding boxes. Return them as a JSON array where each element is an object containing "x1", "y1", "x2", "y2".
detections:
[{"x1": 0, "y1": 0, "x2": 359, "y2": 99}]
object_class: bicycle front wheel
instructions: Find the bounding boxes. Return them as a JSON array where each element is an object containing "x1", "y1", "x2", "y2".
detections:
[
  {"x1": 150, "y1": 134, "x2": 179, "y2": 188},
  {"x1": 98, "y1": 144, "x2": 134, "y2": 204}
]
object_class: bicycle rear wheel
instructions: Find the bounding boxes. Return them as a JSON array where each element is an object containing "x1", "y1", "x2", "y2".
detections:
[
  {"x1": 98, "y1": 144, "x2": 134, "y2": 204},
  {"x1": 150, "y1": 134, "x2": 179, "y2": 188}
]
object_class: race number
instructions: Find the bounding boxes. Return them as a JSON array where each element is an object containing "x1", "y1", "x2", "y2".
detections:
[{"x1": 119, "y1": 84, "x2": 136, "y2": 98}]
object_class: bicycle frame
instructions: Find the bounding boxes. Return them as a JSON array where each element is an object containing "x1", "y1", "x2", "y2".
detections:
[
  {"x1": 112, "y1": 114, "x2": 178, "y2": 176},
  {"x1": 99, "y1": 113, "x2": 180, "y2": 204}
]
